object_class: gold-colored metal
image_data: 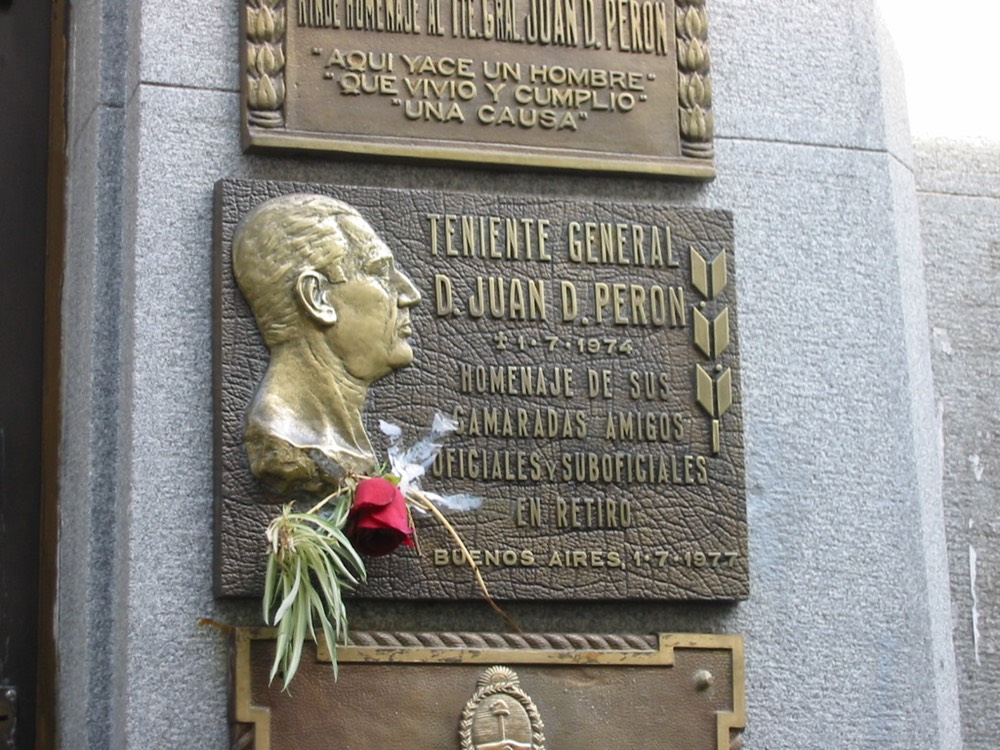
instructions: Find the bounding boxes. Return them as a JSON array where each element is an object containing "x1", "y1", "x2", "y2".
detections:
[
  {"x1": 690, "y1": 245, "x2": 731, "y2": 461},
  {"x1": 232, "y1": 193, "x2": 421, "y2": 495},
  {"x1": 714, "y1": 307, "x2": 730, "y2": 356},
  {"x1": 240, "y1": 0, "x2": 715, "y2": 177},
  {"x1": 716, "y1": 368, "x2": 732, "y2": 416},
  {"x1": 696, "y1": 364, "x2": 715, "y2": 417},
  {"x1": 690, "y1": 248, "x2": 727, "y2": 300},
  {"x1": 459, "y1": 667, "x2": 544, "y2": 750},
  {"x1": 232, "y1": 629, "x2": 746, "y2": 750},
  {"x1": 694, "y1": 307, "x2": 730, "y2": 359},
  {"x1": 675, "y1": 0, "x2": 713, "y2": 157}
]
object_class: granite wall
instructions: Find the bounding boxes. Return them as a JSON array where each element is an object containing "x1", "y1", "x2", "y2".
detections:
[
  {"x1": 55, "y1": 0, "x2": 963, "y2": 746},
  {"x1": 916, "y1": 137, "x2": 1000, "y2": 750}
]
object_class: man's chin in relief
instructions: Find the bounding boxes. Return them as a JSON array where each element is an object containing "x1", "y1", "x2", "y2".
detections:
[{"x1": 232, "y1": 193, "x2": 421, "y2": 497}]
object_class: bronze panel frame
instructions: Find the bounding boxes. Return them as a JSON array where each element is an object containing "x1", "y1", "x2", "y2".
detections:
[
  {"x1": 240, "y1": 0, "x2": 716, "y2": 178},
  {"x1": 232, "y1": 629, "x2": 745, "y2": 750}
]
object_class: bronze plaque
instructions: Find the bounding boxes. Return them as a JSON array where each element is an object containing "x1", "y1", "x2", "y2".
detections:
[
  {"x1": 241, "y1": 0, "x2": 714, "y2": 176},
  {"x1": 214, "y1": 178, "x2": 747, "y2": 600},
  {"x1": 232, "y1": 629, "x2": 746, "y2": 749}
]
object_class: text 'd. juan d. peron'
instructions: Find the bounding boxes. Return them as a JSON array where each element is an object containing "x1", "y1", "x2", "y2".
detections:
[{"x1": 215, "y1": 179, "x2": 746, "y2": 600}]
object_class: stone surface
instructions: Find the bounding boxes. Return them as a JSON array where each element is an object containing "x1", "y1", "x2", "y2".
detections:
[
  {"x1": 58, "y1": 100, "x2": 130, "y2": 750},
  {"x1": 875, "y1": 13, "x2": 915, "y2": 170},
  {"x1": 917, "y1": 138, "x2": 1000, "y2": 750},
  {"x1": 711, "y1": 0, "x2": 889, "y2": 151},
  {"x1": 915, "y1": 137, "x2": 1000, "y2": 200},
  {"x1": 54, "y1": 1, "x2": 968, "y2": 748},
  {"x1": 65, "y1": 0, "x2": 135, "y2": 148}
]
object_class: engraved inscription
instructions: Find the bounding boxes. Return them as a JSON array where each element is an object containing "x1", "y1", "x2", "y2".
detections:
[
  {"x1": 216, "y1": 181, "x2": 746, "y2": 600},
  {"x1": 317, "y1": 51, "x2": 663, "y2": 133},
  {"x1": 241, "y1": 0, "x2": 715, "y2": 175}
]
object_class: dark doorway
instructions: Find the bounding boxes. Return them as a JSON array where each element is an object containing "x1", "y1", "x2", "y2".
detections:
[{"x1": 0, "y1": 1, "x2": 56, "y2": 747}]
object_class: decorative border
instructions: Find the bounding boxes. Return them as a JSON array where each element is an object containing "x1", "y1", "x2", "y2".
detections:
[
  {"x1": 676, "y1": 0, "x2": 714, "y2": 158},
  {"x1": 232, "y1": 629, "x2": 745, "y2": 750},
  {"x1": 691, "y1": 247, "x2": 732, "y2": 454},
  {"x1": 243, "y1": 0, "x2": 287, "y2": 128}
]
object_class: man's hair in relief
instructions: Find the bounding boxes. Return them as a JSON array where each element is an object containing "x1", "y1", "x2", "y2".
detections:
[{"x1": 232, "y1": 193, "x2": 362, "y2": 347}]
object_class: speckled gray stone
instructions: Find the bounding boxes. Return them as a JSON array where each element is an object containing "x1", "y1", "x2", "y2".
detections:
[
  {"x1": 917, "y1": 138, "x2": 1000, "y2": 750},
  {"x1": 710, "y1": 0, "x2": 889, "y2": 151},
  {"x1": 58, "y1": 99, "x2": 130, "y2": 750},
  {"x1": 915, "y1": 137, "x2": 1000, "y2": 200},
  {"x1": 54, "y1": 1, "x2": 967, "y2": 748},
  {"x1": 875, "y1": 13, "x2": 915, "y2": 170},
  {"x1": 66, "y1": 0, "x2": 135, "y2": 147}
]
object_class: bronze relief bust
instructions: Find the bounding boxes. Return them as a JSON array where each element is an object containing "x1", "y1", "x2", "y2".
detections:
[{"x1": 232, "y1": 193, "x2": 421, "y2": 496}]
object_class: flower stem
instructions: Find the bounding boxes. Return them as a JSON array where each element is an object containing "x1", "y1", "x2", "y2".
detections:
[
  {"x1": 406, "y1": 487, "x2": 522, "y2": 634},
  {"x1": 306, "y1": 487, "x2": 347, "y2": 516}
]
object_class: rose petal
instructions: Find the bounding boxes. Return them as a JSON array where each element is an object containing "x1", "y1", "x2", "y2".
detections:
[
  {"x1": 351, "y1": 528, "x2": 413, "y2": 557},
  {"x1": 352, "y1": 477, "x2": 401, "y2": 509},
  {"x1": 347, "y1": 477, "x2": 413, "y2": 556}
]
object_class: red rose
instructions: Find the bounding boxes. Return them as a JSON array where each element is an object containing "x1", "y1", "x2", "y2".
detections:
[{"x1": 346, "y1": 477, "x2": 414, "y2": 556}]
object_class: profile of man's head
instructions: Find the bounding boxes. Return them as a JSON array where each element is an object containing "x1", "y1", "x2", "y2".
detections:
[{"x1": 232, "y1": 193, "x2": 420, "y2": 383}]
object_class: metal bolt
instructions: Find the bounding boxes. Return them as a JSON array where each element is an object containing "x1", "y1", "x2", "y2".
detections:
[{"x1": 694, "y1": 669, "x2": 714, "y2": 691}]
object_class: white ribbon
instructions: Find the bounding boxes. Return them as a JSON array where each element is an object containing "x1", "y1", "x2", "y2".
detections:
[{"x1": 379, "y1": 413, "x2": 482, "y2": 513}]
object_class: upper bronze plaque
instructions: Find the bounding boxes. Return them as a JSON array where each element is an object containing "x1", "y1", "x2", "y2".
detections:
[
  {"x1": 215, "y1": 179, "x2": 746, "y2": 600},
  {"x1": 241, "y1": 0, "x2": 715, "y2": 176}
]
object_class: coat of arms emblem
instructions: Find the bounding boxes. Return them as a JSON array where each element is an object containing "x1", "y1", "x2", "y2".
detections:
[{"x1": 459, "y1": 666, "x2": 545, "y2": 750}]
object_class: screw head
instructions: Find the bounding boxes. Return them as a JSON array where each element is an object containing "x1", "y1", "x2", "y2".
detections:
[{"x1": 694, "y1": 669, "x2": 714, "y2": 690}]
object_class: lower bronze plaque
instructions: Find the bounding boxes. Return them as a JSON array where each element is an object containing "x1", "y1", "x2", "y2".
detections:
[
  {"x1": 215, "y1": 179, "x2": 748, "y2": 600},
  {"x1": 232, "y1": 629, "x2": 746, "y2": 749}
]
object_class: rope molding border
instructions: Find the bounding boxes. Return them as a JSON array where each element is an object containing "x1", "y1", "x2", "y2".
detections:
[{"x1": 232, "y1": 629, "x2": 745, "y2": 750}]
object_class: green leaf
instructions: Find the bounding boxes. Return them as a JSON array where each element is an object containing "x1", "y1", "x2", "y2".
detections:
[
  {"x1": 270, "y1": 612, "x2": 291, "y2": 685},
  {"x1": 261, "y1": 492, "x2": 371, "y2": 691},
  {"x1": 298, "y1": 513, "x2": 343, "y2": 538},
  {"x1": 310, "y1": 536, "x2": 362, "y2": 586},
  {"x1": 326, "y1": 528, "x2": 366, "y2": 577},
  {"x1": 329, "y1": 495, "x2": 351, "y2": 527},
  {"x1": 273, "y1": 558, "x2": 302, "y2": 624},
  {"x1": 303, "y1": 548, "x2": 339, "y2": 611},
  {"x1": 263, "y1": 554, "x2": 278, "y2": 624},
  {"x1": 284, "y1": 595, "x2": 309, "y2": 688}
]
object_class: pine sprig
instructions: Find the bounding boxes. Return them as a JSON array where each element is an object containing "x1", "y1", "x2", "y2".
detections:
[{"x1": 263, "y1": 490, "x2": 366, "y2": 690}]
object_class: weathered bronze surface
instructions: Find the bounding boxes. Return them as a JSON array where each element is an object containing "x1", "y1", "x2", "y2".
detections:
[
  {"x1": 232, "y1": 629, "x2": 745, "y2": 749},
  {"x1": 241, "y1": 0, "x2": 715, "y2": 177},
  {"x1": 232, "y1": 194, "x2": 421, "y2": 495},
  {"x1": 215, "y1": 178, "x2": 747, "y2": 600},
  {"x1": 460, "y1": 667, "x2": 544, "y2": 749}
]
